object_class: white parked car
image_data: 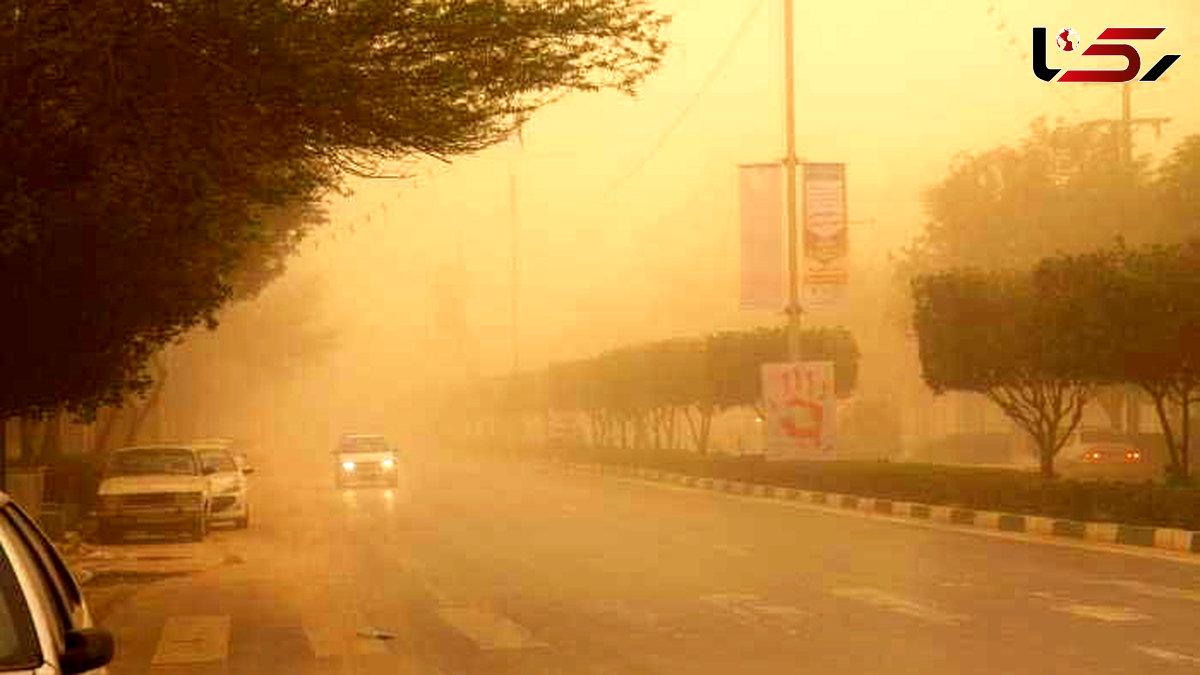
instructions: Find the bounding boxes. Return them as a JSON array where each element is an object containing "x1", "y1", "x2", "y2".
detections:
[
  {"x1": 193, "y1": 444, "x2": 250, "y2": 529},
  {"x1": 95, "y1": 445, "x2": 212, "y2": 543},
  {"x1": 0, "y1": 492, "x2": 114, "y2": 673},
  {"x1": 192, "y1": 437, "x2": 254, "y2": 474}
]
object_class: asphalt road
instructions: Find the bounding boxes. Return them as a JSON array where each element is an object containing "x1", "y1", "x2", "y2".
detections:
[{"x1": 93, "y1": 445, "x2": 1200, "y2": 674}]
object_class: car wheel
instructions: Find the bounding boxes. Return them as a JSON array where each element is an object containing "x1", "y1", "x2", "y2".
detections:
[{"x1": 189, "y1": 513, "x2": 207, "y2": 542}]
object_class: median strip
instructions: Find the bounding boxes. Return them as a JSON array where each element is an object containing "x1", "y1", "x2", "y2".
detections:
[{"x1": 565, "y1": 460, "x2": 1200, "y2": 557}]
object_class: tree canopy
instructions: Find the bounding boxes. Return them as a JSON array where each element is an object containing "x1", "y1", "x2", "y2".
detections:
[
  {"x1": 452, "y1": 325, "x2": 859, "y2": 454},
  {"x1": 1036, "y1": 243, "x2": 1200, "y2": 482},
  {"x1": 0, "y1": 0, "x2": 669, "y2": 419},
  {"x1": 900, "y1": 119, "x2": 1199, "y2": 278},
  {"x1": 912, "y1": 268, "x2": 1095, "y2": 478}
]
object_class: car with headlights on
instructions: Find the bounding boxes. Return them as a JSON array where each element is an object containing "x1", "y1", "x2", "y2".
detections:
[
  {"x1": 1058, "y1": 428, "x2": 1150, "y2": 480},
  {"x1": 334, "y1": 434, "x2": 399, "y2": 488},
  {"x1": 193, "y1": 443, "x2": 250, "y2": 529},
  {"x1": 94, "y1": 445, "x2": 212, "y2": 543},
  {"x1": 0, "y1": 491, "x2": 114, "y2": 674}
]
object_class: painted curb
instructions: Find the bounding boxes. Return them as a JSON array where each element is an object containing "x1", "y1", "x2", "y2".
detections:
[{"x1": 574, "y1": 462, "x2": 1200, "y2": 556}]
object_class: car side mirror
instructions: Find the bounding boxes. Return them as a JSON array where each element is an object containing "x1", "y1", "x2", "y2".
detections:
[
  {"x1": 242, "y1": 466, "x2": 255, "y2": 475},
  {"x1": 61, "y1": 628, "x2": 115, "y2": 674},
  {"x1": 201, "y1": 465, "x2": 217, "y2": 476}
]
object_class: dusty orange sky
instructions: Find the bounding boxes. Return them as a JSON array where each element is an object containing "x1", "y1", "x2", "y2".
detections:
[{"x1": 268, "y1": 0, "x2": 1197, "y2": 427}]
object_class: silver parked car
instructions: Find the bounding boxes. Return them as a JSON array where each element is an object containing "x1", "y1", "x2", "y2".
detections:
[
  {"x1": 194, "y1": 444, "x2": 250, "y2": 529},
  {"x1": 0, "y1": 492, "x2": 114, "y2": 673}
]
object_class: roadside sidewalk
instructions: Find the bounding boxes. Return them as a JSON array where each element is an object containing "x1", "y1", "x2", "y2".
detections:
[{"x1": 59, "y1": 531, "x2": 241, "y2": 586}]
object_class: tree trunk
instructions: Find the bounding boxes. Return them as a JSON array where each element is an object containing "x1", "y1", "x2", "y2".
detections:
[
  {"x1": 17, "y1": 416, "x2": 36, "y2": 463},
  {"x1": 124, "y1": 355, "x2": 168, "y2": 445},
  {"x1": 1148, "y1": 390, "x2": 1182, "y2": 478},
  {"x1": 1038, "y1": 439, "x2": 1056, "y2": 480},
  {"x1": 1181, "y1": 388, "x2": 1192, "y2": 480},
  {"x1": 39, "y1": 410, "x2": 61, "y2": 462},
  {"x1": 684, "y1": 404, "x2": 713, "y2": 455},
  {"x1": 90, "y1": 408, "x2": 117, "y2": 455}
]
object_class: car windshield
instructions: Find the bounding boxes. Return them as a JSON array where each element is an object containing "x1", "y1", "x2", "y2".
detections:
[
  {"x1": 106, "y1": 448, "x2": 197, "y2": 476},
  {"x1": 198, "y1": 450, "x2": 238, "y2": 473},
  {"x1": 339, "y1": 436, "x2": 388, "y2": 453}
]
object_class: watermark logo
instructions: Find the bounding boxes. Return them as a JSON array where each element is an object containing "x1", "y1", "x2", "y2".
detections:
[
  {"x1": 1033, "y1": 27, "x2": 1181, "y2": 83},
  {"x1": 1056, "y1": 28, "x2": 1081, "y2": 52}
]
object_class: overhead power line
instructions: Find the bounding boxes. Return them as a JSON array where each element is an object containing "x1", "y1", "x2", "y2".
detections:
[{"x1": 607, "y1": 0, "x2": 768, "y2": 195}]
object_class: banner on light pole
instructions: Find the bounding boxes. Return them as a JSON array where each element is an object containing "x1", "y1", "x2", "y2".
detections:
[
  {"x1": 802, "y1": 162, "x2": 847, "y2": 308},
  {"x1": 738, "y1": 163, "x2": 784, "y2": 311}
]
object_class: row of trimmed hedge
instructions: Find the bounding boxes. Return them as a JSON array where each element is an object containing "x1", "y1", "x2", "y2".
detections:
[{"x1": 542, "y1": 446, "x2": 1200, "y2": 531}]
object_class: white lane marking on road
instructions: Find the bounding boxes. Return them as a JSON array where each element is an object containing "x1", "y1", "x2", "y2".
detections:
[
  {"x1": 1092, "y1": 579, "x2": 1200, "y2": 603},
  {"x1": 1031, "y1": 591, "x2": 1151, "y2": 622},
  {"x1": 712, "y1": 543, "x2": 752, "y2": 557},
  {"x1": 699, "y1": 594, "x2": 810, "y2": 635},
  {"x1": 1135, "y1": 645, "x2": 1200, "y2": 665},
  {"x1": 151, "y1": 615, "x2": 230, "y2": 665},
  {"x1": 436, "y1": 607, "x2": 549, "y2": 650},
  {"x1": 1060, "y1": 604, "x2": 1150, "y2": 622},
  {"x1": 830, "y1": 588, "x2": 966, "y2": 626},
  {"x1": 303, "y1": 613, "x2": 391, "y2": 657}
]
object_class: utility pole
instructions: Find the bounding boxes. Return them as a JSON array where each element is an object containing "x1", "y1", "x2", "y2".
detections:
[
  {"x1": 509, "y1": 127, "x2": 523, "y2": 376},
  {"x1": 1080, "y1": 82, "x2": 1170, "y2": 166},
  {"x1": 782, "y1": 0, "x2": 802, "y2": 361}
]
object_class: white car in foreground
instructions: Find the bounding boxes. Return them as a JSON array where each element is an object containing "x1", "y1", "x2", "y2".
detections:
[
  {"x1": 0, "y1": 492, "x2": 114, "y2": 673},
  {"x1": 95, "y1": 445, "x2": 212, "y2": 543},
  {"x1": 193, "y1": 443, "x2": 250, "y2": 529}
]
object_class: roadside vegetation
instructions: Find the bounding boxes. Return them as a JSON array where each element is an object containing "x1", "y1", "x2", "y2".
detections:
[
  {"x1": 442, "y1": 325, "x2": 859, "y2": 455},
  {"x1": 0, "y1": 1, "x2": 668, "y2": 465}
]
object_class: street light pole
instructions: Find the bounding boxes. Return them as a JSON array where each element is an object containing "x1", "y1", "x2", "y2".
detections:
[
  {"x1": 782, "y1": 0, "x2": 802, "y2": 361},
  {"x1": 509, "y1": 130, "x2": 521, "y2": 376}
]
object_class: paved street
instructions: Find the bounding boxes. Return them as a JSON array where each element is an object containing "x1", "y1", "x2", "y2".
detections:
[{"x1": 89, "y1": 444, "x2": 1200, "y2": 674}]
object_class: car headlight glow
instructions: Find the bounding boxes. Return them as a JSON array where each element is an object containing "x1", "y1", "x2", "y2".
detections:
[
  {"x1": 342, "y1": 461, "x2": 356, "y2": 471},
  {"x1": 382, "y1": 459, "x2": 394, "y2": 469}
]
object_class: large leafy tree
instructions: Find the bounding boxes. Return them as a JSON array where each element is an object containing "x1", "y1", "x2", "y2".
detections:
[
  {"x1": 0, "y1": 0, "x2": 668, "y2": 420},
  {"x1": 1038, "y1": 243, "x2": 1200, "y2": 483},
  {"x1": 902, "y1": 119, "x2": 1155, "y2": 276},
  {"x1": 912, "y1": 269, "x2": 1097, "y2": 479}
]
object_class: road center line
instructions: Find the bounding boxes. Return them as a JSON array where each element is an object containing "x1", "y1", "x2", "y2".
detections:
[
  {"x1": 435, "y1": 606, "x2": 549, "y2": 651},
  {"x1": 1059, "y1": 604, "x2": 1150, "y2": 622},
  {"x1": 830, "y1": 587, "x2": 966, "y2": 626},
  {"x1": 1135, "y1": 645, "x2": 1200, "y2": 665}
]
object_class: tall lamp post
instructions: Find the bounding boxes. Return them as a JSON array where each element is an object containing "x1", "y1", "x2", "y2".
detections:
[{"x1": 782, "y1": 0, "x2": 802, "y2": 361}]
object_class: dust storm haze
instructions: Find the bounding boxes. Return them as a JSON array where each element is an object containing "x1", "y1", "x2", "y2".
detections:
[{"x1": 166, "y1": 0, "x2": 1200, "y2": 456}]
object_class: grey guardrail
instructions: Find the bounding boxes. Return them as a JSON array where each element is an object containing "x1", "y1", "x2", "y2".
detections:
[{"x1": 558, "y1": 461, "x2": 1200, "y2": 555}]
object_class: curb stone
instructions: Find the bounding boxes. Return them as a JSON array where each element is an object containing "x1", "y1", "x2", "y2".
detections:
[{"x1": 568, "y1": 461, "x2": 1200, "y2": 556}]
